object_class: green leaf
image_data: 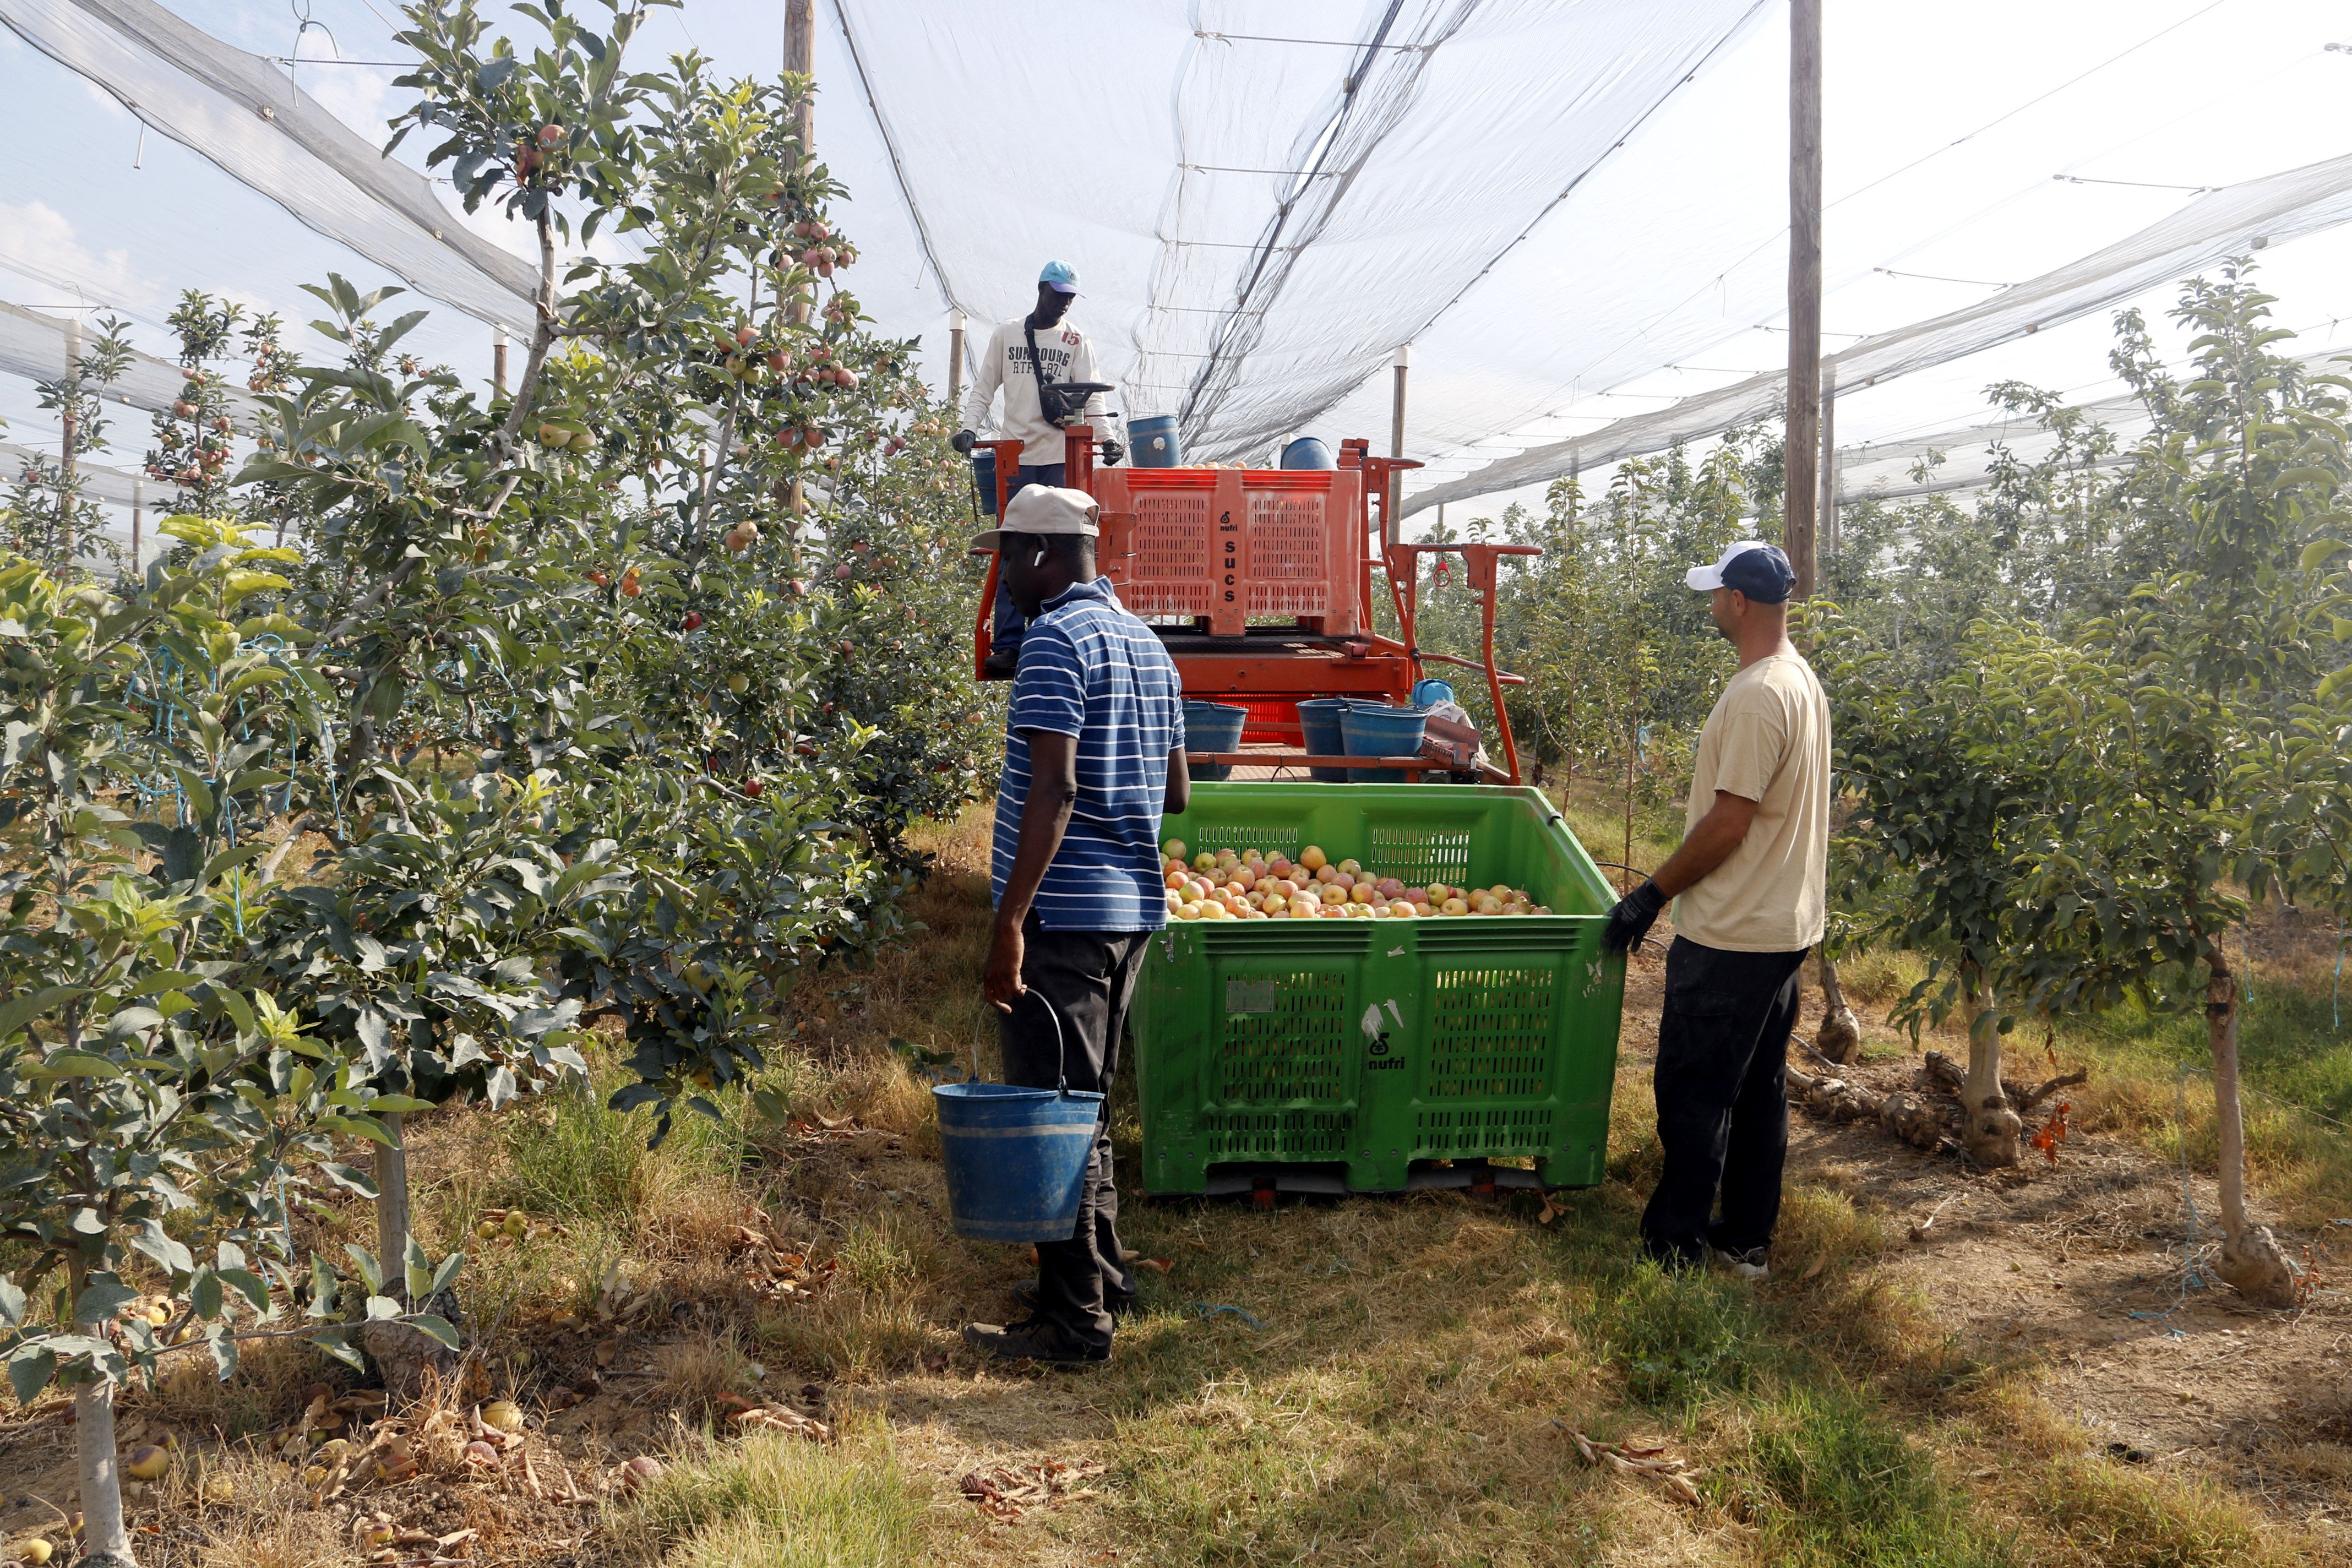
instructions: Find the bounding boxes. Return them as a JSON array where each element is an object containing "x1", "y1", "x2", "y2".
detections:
[
  {"x1": 365, "y1": 1095, "x2": 438, "y2": 1114},
  {"x1": 29, "y1": 1050, "x2": 123, "y2": 1080},
  {"x1": 7, "y1": 1346, "x2": 57, "y2": 1405},
  {"x1": 0, "y1": 1276, "x2": 23, "y2": 1326},
  {"x1": 313, "y1": 1330, "x2": 366, "y2": 1373},
  {"x1": 129, "y1": 1218, "x2": 195, "y2": 1277},
  {"x1": 0, "y1": 986, "x2": 85, "y2": 1044},
  {"x1": 364, "y1": 1294, "x2": 402, "y2": 1321},
  {"x1": 72, "y1": 1279, "x2": 140, "y2": 1327},
  {"x1": 407, "y1": 1313, "x2": 460, "y2": 1351}
]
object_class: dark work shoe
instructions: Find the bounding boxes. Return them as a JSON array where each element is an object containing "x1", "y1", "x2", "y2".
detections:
[
  {"x1": 1009, "y1": 1280, "x2": 1135, "y2": 1320},
  {"x1": 1640, "y1": 1234, "x2": 1706, "y2": 1274},
  {"x1": 961, "y1": 1318, "x2": 1109, "y2": 1367},
  {"x1": 981, "y1": 647, "x2": 1019, "y2": 679}
]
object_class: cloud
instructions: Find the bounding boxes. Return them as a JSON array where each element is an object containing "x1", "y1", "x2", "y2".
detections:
[{"x1": 0, "y1": 202, "x2": 171, "y2": 320}]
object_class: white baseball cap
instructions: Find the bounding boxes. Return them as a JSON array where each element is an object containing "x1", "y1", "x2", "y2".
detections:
[
  {"x1": 968, "y1": 484, "x2": 1100, "y2": 552},
  {"x1": 1684, "y1": 538, "x2": 1796, "y2": 602}
]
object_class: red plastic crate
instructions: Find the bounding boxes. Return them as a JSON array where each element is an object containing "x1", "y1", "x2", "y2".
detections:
[{"x1": 1096, "y1": 467, "x2": 1365, "y2": 637}]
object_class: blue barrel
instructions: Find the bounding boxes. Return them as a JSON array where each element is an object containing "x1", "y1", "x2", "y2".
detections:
[
  {"x1": 1340, "y1": 701, "x2": 1431, "y2": 783},
  {"x1": 971, "y1": 449, "x2": 999, "y2": 516},
  {"x1": 1280, "y1": 436, "x2": 1335, "y2": 470},
  {"x1": 1411, "y1": 678, "x2": 1457, "y2": 709},
  {"x1": 1130, "y1": 415, "x2": 1182, "y2": 467},
  {"x1": 934, "y1": 1080, "x2": 1104, "y2": 1242},
  {"x1": 1295, "y1": 698, "x2": 1352, "y2": 783},
  {"x1": 1184, "y1": 699, "x2": 1249, "y2": 780}
]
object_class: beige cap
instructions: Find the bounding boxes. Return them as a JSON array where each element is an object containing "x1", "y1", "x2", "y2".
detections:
[{"x1": 969, "y1": 484, "x2": 1100, "y2": 552}]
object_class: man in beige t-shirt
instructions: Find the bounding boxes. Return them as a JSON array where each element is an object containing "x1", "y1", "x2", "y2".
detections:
[{"x1": 1598, "y1": 541, "x2": 1830, "y2": 1279}]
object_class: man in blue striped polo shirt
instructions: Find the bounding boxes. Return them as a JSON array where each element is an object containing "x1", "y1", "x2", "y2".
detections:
[{"x1": 964, "y1": 484, "x2": 1189, "y2": 1366}]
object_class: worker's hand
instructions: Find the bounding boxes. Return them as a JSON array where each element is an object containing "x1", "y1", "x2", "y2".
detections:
[
  {"x1": 950, "y1": 428, "x2": 978, "y2": 455},
  {"x1": 1599, "y1": 879, "x2": 1667, "y2": 956},
  {"x1": 1101, "y1": 437, "x2": 1126, "y2": 466},
  {"x1": 983, "y1": 915, "x2": 1027, "y2": 1014}
]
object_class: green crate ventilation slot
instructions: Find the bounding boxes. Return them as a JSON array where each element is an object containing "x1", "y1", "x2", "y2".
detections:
[
  {"x1": 1185, "y1": 825, "x2": 1300, "y2": 858},
  {"x1": 1423, "y1": 967, "x2": 1555, "y2": 1099},
  {"x1": 1205, "y1": 969, "x2": 1353, "y2": 1157},
  {"x1": 1414, "y1": 1106, "x2": 1558, "y2": 1156},
  {"x1": 1369, "y1": 825, "x2": 1473, "y2": 887}
]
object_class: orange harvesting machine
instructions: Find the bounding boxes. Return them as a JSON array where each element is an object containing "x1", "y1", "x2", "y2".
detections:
[{"x1": 970, "y1": 424, "x2": 1536, "y2": 784}]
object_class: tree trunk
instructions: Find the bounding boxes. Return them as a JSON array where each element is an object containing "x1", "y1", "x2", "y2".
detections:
[
  {"x1": 364, "y1": 1113, "x2": 458, "y2": 1401},
  {"x1": 374, "y1": 1111, "x2": 409, "y2": 1271},
  {"x1": 1959, "y1": 973, "x2": 2020, "y2": 1168},
  {"x1": 71, "y1": 1264, "x2": 136, "y2": 1568},
  {"x1": 1815, "y1": 952, "x2": 1861, "y2": 1064},
  {"x1": 2205, "y1": 962, "x2": 2297, "y2": 1306}
]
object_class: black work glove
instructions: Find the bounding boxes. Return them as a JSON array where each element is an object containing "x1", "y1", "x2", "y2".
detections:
[
  {"x1": 1101, "y1": 437, "x2": 1126, "y2": 466},
  {"x1": 950, "y1": 428, "x2": 977, "y2": 455},
  {"x1": 1599, "y1": 879, "x2": 1667, "y2": 955}
]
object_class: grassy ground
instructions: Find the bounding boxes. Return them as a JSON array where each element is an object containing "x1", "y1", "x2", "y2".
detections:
[
  {"x1": 3, "y1": 799, "x2": 2339, "y2": 1566},
  {"x1": 590, "y1": 808, "x2": 2327, "y2": 1567}
]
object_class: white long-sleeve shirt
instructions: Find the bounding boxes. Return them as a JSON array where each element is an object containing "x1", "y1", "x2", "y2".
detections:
[{"x1": 960, "y1": 315, "x2": 1113, "y2": 466}]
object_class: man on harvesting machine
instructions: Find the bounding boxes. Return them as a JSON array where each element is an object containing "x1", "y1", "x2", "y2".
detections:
[
  {"x1": 963, "y1": 484, "x2": 1186, "y2": 1366},
  {"x1": 1598, "y1": 541, "x2": 1829, "y2": 1280},
  {"x1": 954, "y1": 262, "x2": 1124, "y2": 677}
]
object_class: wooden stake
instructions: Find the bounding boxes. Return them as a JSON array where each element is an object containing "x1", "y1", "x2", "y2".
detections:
[
  {"x1": 60, "y1": 317, "x2": 81, "y2": 568},
  {"x1": 948, "y1": 307, "x2": 966, "y2": 405},
  {"x1": 493, "y1": 324, "x2": 509, "y2": 398},
  {"x1": 1784, "y1": 0, "x2": 1823, "y2": 600}
]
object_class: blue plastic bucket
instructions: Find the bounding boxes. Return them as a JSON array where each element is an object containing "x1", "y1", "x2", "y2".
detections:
[
  {"x1": 1280, "y1": 435, "x2": 1335, "y2": 470},
  {"x1": 1130, "y1": 415, "x2": 1182, "y2": 468},
  {"x1": 934, "y1": 1079, "x2": 1104, "y2": 1243},
  {"x1": 1411, "y1": 678, "x2": 1457, "y2": 709},
  {"x1": 1295, "y1": 698, "x2": 1351, "y2": 783},
  {"x1": 971, "y1": 449, "x2": 999, "y2": 516},
  {"x1": 1339, "y1": 701, "x2": 1431, "y2": 783},
  {"x1": 1184, "y1": 700, "x2": 1249, "y2": 780}
]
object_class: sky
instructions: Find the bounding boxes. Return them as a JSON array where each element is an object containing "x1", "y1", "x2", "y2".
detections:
[{"x1": 3, "y1": 1, "x2": 2350, "y2": 548}]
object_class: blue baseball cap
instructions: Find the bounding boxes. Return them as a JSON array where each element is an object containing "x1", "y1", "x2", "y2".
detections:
[
  {"x1": 1685, "y1": 540, "x2": 1796, "y2": 603},
  {"x1": 1038, "y1": 260, "x2": 1080, "y2": 294}
]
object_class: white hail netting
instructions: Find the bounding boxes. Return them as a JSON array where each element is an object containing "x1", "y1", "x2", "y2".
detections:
[
  {"x1": 0, "y1": 0, "x2": 537, "y2": 336},
  {"x1": 0, "y1": 299, "x2": 263, "y2": 425},
  {"x1": 1404, "y1": 148, "x2": 2352, "y2": 517},
  {"x1": 1828, "y1": 342, "x2": 2352, "y2": 508},
  {"x1": 0, "y1": 443, "x2": 151, "y2": 507},
  {"x1": 832, "y1": 0, "x2": 1770, "y2": 463}
]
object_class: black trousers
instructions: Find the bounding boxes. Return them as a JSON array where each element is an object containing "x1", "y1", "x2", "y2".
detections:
[
  {"x1": 1640, "y1": 935, "x2": 1810, "y2": 1265},
  {"x1": 998, "y1": 912, "x2": 1146, "y2": 1352}
]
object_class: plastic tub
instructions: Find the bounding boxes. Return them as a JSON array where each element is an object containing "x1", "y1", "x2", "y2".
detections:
[
  {"x1": 1130, "y1": 415, "x2": 1182, "y2": 467},
  {"x1": 970, "y1": 449, "x2": 999, "y2": 516},
  {"x1": 1294, "y1": 698, "x2": 1352, "y2": 783},
  {"x1": 1280, "y1": 436, "x2": 1335, "y2": 470},
  {"x1": 1184, "y1": 700, "x2": 1250, "y2": 780},
  {"x1": 1339, "y1": 701, "x2": 1431, "y2": 782}
]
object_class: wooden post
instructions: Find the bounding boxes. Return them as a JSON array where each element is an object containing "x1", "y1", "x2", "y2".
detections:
[
  {"x1": 1389, "y1": 344, "x2": 1409, "y2": 537},
  {"x1": 948, "y1": 307, "x2": 966, "y2": 405},
  {"x1": 785, "y1": 0, "x2": 816, "y2": 524},
  {"x1": 60, "y1": 317, "x2": 81, "y2": 567},
  {"x1": 130, "y1": 476, "x2": 142, "y2": 576},
  {"x1": 493, "y1": 324, "x2": 509, "y2": 398},
  {"x1": 1784, "y1": 0, "x2": 1822, "y2": 600},
  {"x1": 1817, "y1": 361, "x2": 1838, "y2": 567}
]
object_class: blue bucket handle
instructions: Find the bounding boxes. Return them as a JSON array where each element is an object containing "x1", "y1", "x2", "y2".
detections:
[{"x1": 970, "y1": 988, "x2": 1080, "y2": 1099}]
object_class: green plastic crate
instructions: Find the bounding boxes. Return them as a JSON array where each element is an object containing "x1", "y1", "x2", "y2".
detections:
[{"x1": 1133, "y1": 781, "x2": 1626, "y2": 1195}]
